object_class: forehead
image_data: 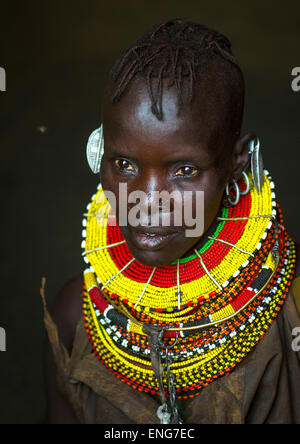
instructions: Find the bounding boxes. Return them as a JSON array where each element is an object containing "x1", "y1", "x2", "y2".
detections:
[{"x1": 103, "y1": 75, "x2": 224, "y2": 162}]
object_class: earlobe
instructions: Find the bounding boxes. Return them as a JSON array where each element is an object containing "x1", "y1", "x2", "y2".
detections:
[
  {"x1": 230, "y1": 132, "x2": 265, "y2": 195},
  {"x1": 231, "y1": 132, "x2": 256, "y2": 180}
]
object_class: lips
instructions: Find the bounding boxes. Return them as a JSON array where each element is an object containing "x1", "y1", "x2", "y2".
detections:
[{"x1": 128, "y1": 226, "x2": 179, "y2": 250}]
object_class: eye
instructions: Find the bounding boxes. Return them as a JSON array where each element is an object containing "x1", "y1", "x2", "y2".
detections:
[
  {"x1": 114, "y1": 159, "x2": 135, "y2": 172},
  {"x1": 175, "y1": 165, "x2": 199, "y2": 177}
]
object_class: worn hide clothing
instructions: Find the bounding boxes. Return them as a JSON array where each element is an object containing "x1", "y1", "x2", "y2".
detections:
[{"x1": 43, "y1": 277, "x2": 300, "y2": 424}]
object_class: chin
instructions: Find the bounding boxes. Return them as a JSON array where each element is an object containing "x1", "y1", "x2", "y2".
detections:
[
  {"x1": 120, "y1": 226, "x2": 202, "y2": 267},
  {"x1": 126, "y1": 242, "x2": 175, "y2": 267}
]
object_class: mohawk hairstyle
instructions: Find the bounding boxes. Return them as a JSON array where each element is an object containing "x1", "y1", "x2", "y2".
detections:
[{"x1": 109, "y1": 18, "x2": 243, "y2": 121}]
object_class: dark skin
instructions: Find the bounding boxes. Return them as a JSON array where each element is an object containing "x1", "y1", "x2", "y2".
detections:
[
  {"x1": 101, "y1": 75, "x2": 251, "y2": 267},
  {"x1": 44, "y1": 75, "x2": 300, "y2": 424}
]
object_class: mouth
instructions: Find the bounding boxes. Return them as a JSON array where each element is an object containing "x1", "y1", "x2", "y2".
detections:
[{"x1": 128, "y1": 227, "x2": 180, "y2": 251}]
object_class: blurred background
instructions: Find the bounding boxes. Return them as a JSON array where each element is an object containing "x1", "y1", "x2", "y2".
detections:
[{"x1": 0, "y1": 0, "x2": 299, "y2": 424}]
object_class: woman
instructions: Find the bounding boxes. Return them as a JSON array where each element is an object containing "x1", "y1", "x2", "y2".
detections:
[{"x1": 43, "y1": 19, "x2": 300, "y2": 424}]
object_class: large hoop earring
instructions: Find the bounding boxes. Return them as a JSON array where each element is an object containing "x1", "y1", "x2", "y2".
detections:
[
  {"x1": 225, "y1": 178, "x2": 240, "y2": 206},
  {"x1": 239, "y1": 171, "x2": 250, "y2": 195},
  {"x1": 86, "y1": 124, "x2": 104, "y2": 174}
]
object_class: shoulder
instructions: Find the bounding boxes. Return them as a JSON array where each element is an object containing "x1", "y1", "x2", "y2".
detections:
[
  {"x1": 44, "y1": 274, "x2": 83, "y2": 424},
  {"x1": 51, "y1": 273, "x2": 84, "y2": 354},
  {"x1": 294, "y1": 242, "x2": 300, "y2": 280},
  {"x1": 291, "y1": 242, "x2": 300, "y2": 316}
]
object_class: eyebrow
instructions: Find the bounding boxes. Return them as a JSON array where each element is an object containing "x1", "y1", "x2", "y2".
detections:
[
  {"x1": 108, "y1": 149, "x2": 139, "y2": 162},
  {"x1": 163, "y1": 153, "x2": 212, "y2": 164},
  {"x1": 158, "y1": 148, "x2": 215, "y2": 167},
  {"x1": 108, "y1": 145, "x2": 214, "y2": 165}
]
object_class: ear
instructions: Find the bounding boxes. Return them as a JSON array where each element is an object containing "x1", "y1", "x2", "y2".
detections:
[{"x1": 230, "y1": 132, "x2": 256, "y2": 181}]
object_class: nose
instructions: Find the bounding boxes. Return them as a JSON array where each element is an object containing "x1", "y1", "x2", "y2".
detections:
[
  {"x1": 127, "y1": 172, "x2": 178, "y2": 226},
  {"x1": 129, "y1": 175, "x2": 162, "y2": 223}
]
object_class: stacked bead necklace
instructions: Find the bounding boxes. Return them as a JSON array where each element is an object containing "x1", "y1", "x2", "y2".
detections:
[{"x1": 81, "y1": 170, "x2": 296, "y2": 408}]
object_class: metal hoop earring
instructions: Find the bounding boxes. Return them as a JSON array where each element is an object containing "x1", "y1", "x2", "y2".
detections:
[
  {"x1": 86, "y1": 124, "x2": 104, "y2": 174},
  {"x1": 226, "y1": 178, "x2": 240, "y2": 206},
  {"x1": 240, "y1": 171, "x2": 250, "y2": 195}
]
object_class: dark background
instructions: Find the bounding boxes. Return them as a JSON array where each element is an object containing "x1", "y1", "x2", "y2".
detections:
[{"x1": 0, "y1": 0, "x2": 299, "y2": 424}]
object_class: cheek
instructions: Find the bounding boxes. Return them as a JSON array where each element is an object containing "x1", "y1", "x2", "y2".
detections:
[
  {"x1": 201, "y1": 174, "x2": 227, "y2": 224},
  {"x1": 100, "y1": 161, "x2": 118, "y2": 193},
  {"x1": 205, "y1": 182, "x2": 224, "y2": 206},
  {"x1": 204, "y1": 191, "x2": 224, "y2": 225},
  {"x1": 100, "y1": 163, "x2": 121, "y2": 214}
]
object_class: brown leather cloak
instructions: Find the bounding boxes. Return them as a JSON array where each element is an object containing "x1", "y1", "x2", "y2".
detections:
[{"x1": 42, "y1": 277, "x2": 300, "y2": 424}]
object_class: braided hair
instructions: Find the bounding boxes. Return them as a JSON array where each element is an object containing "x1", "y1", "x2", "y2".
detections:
[{"x1": 109, "y1": 18, "x2": 244, "y2": 122}]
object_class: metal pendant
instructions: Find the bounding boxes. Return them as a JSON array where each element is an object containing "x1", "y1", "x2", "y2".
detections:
[
  {"x1": 143, "y1": 324, "x2": 183, "y2": 424},
  {"x1": 157, "y1": 404, "x2": 172, "y2": 424},
  {"x1": 249, "y1": 138, "x2": 264, "y2": 194},
  {"x1": 86, "y1": 125, "x2": 104, "y2": 174}
]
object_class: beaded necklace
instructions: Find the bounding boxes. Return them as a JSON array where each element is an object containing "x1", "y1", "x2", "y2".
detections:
[{"x1": 81, "y1": 170, "x2": 296, "y2": 418}]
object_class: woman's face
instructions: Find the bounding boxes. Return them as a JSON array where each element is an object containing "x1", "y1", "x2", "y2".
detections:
[{"x1": 101, "y1": 77, "x2": 234, "y2": 267}]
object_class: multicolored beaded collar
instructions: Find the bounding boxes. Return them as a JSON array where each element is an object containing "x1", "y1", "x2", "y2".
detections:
[{"x1": 81, "y1": 170, "x2": 296, "y2": 405}]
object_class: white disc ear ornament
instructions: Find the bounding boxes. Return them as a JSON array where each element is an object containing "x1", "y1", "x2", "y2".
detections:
[{"x1": 86, "y1": 124, "x2": 104, "y2": 174}]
